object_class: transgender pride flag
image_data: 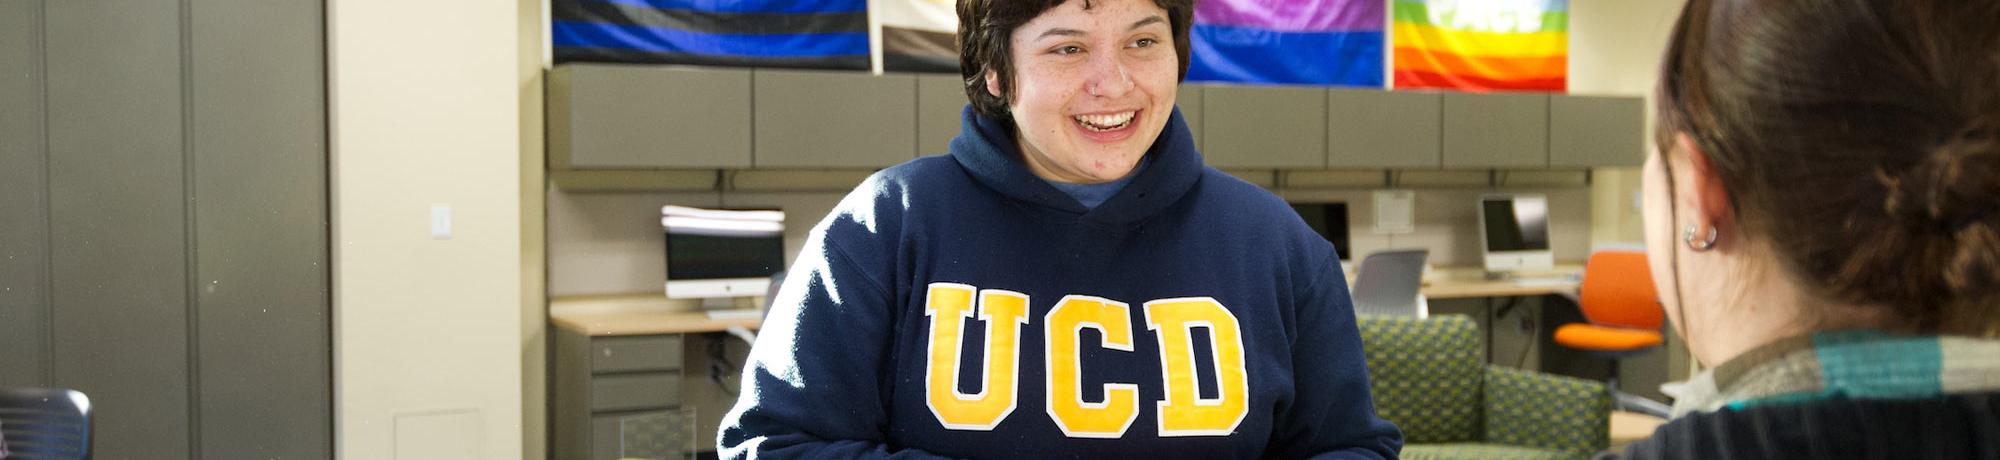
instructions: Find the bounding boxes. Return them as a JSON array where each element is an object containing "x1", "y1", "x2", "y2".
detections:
[{"x1": 1186, "y1": 0, "x2": 1386, "y2": 87}]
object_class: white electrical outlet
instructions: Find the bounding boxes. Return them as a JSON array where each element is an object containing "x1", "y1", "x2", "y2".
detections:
[{"x1": 431, "y1": 204, "x2": 452, "y2": 239}]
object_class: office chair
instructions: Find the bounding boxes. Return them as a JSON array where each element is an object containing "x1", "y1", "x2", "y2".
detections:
[
  {"x1": 1552, "y1": 248, "x2": 1671, "y2": 417},
  {"x1": 0, "y1": 386, "x2": 93, "y2": 460},
  {"x1": 1350, "y1": 249, "x2": 1430, "y2": 318}
]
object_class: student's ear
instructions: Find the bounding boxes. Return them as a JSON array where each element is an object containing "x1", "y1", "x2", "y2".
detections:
[
  {"x1": 984, "y1": 70, "x2": 1003, "y2": 99},
  {"x1": 1675, "y1": 132, "x2": 1735, "y2": 235}
]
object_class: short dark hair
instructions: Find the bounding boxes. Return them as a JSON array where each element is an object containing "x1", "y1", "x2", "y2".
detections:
[
  {"x1": 1657, "y1": 0, "x2": 2000, "y2": 334},
  {"x1": 956, "y1": 0, "x2": 1195, "y2": 123}
]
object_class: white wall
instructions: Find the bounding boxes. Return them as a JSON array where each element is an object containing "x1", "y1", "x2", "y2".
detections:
[
  {"x1": 329, "y1": 0, "x2": 544, "y2": 457},
  {"x1": 1571, "y1": 0, "x2": 1687, "y2": 247}
]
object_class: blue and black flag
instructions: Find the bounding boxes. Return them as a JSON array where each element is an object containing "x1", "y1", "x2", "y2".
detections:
[{"x1": 553, "y1": 0, "x2": 870, "y2": 70}]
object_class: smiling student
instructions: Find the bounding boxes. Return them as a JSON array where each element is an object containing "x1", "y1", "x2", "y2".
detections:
[{"x1": 715, "y1": 0, "x2": 1402, "y2": 458}]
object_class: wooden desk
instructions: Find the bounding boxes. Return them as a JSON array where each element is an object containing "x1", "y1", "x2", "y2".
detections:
[
  {"x1": 1421, "y1": 276, "x2": 1579, "y2": 299},
  {"x1": 551, "y1": 295, "x2": 761, "y2": 460},
  {"x1": 1347, "y1": 265, "x2": 1586, "y2": 372},
  {"x1": 1610, "y1": 411, "x2": 1668, "y2": 450},
  {"x1": 553, "y1": 308, "x2": 762, "y2": 336},
  {"x1": 1344, "y1": 265, "x2": 1585, "y2": 300},
  {"x1": 551, "y1": 294, "x2": 763, "y2": 335}
]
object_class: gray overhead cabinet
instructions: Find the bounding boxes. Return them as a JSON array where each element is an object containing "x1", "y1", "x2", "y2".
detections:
[
  {"x1": 753, "y1": 69, "x2": 916, "y2": 168},
  {"x1": 1328, "y1": 89, "x2": 1442, "y2": 168},
  {"x1": 549, "y1": 64, "x2": 753, "y2": 169},
  {"x1": 1203, "y1": 84, "x2": 1328, "y2": 168},
  {"x1": 916, "y1": 74, "x2": 965, "y2": 157},
  {"x1": 545, "y1": 64, "x2": 1644, "y2": 174},
  {"x1": 1177, "y1": 84, "x2": 1204, "y2": 151},
  {"x1": 1550, "y1": 95, "x2": 1646, "y2": 167},
  {"x1": 1443, "y1": 92, "x2": 1550, "y2": 169}
]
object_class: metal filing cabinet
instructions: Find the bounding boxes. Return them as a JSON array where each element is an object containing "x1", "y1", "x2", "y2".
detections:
[{"x1": 555, "y1": 329, "x2": 695, "y2": 460}]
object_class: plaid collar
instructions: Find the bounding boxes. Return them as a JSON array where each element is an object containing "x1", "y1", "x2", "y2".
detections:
[{"x1": 1670, "y1": 330, "x2": 2000, "y2": 418}]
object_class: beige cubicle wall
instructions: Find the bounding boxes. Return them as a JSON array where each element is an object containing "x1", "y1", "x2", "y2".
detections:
[
  {"x1": 547, "y1": 176, "x2": 1593, "y2": 298},
  {"x1": 547, "y1": 187, "x2": 843, "y2": 298},
  {"x1": 543, "y1": 172, "x2": 1613, "y2": 454},
  {"x1": 1280, "y1": 184, "x2": 1593, "y2": 267}
]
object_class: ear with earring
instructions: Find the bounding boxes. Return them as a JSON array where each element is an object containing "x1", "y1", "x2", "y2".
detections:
[{"x1": 1684, "y1": 224, "x2": 1718, "y2": 251}]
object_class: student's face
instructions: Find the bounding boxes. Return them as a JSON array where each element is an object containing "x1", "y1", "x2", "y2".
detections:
[{"x1": 989, "y1": 0, "x2": 1178, "y2": 184}]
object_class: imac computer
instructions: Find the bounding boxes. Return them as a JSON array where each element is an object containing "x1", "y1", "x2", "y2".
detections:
[
  {"x1": 661, "y1": 206, "x2": 786, "y2": 307},
  {"x1": 1289, "y1": 202, "x2": 1351, "y2": 261},
  {"x1": 1478, "y1": 194, "x2": 1553, "y2": 276}
]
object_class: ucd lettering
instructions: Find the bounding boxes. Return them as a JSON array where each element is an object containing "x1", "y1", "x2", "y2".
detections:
[{"x1": 922, "y1": 283, "x2": 1249, "y2": 438}]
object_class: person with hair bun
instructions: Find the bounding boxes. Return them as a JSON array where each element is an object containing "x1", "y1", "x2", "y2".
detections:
[{"x1": 1612, "y1": 0, "x2": 2000, "y2": 458}]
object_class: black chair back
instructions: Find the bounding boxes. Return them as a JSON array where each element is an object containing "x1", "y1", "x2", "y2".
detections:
[{"x1": 0, "y1": 387, "x2": 92, "y2": 460}]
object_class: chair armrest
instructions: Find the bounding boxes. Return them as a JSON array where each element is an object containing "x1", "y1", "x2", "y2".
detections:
[{"x1": 1482, "y1": 366, "x2": 1612, "y2": 457}]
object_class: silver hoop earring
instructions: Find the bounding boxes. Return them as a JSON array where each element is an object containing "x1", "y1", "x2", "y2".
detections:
[{"x1": 1683, "y1": 224, "x2": 1718, "y2": 251}]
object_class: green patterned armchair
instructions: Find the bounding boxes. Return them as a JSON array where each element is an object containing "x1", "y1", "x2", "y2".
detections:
[{"x1": 1357, "y1": 315, "x2": 1611, "y2": 460}]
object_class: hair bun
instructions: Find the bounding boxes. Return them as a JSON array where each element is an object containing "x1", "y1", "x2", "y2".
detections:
[
  {"x1": 1882, "y1": 116, "x2": 2000, "y2": 232},
  {"x1": 1873, "y1": 116, "x2": 2000, "y2": 301}
]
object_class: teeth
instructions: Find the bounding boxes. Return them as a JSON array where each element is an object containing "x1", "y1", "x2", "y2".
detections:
[{"x1": 1072, "y1": 111, "x2": 1136, "y2": 131}]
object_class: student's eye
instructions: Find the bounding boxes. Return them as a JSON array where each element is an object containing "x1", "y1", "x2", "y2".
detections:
[
  {"x1": 1052, "y1": 45, "x2": 1083, "y2": 55},
  {"x1": 1132, "y1": 38, "x2": 1159, "y2": 48}
]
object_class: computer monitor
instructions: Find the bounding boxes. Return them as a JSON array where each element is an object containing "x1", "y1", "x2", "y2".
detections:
[
  {"x1": 1478, "y1": 194, "x2": 1553, "y2": 274},
  {"x1": 1289, "y1": 202, "x2": 1351, "y2": 260},
  {"x1": 661, "y1": 206, "x2": 786, "y2": 302}
]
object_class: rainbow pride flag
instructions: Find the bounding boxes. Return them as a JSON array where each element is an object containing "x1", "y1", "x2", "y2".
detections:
[
  {"x1": 1187, "y1": 0, "x2": 1385, "y2": 87},
  {"x1": 1391, "y1": 0, "x2": 1567, "y2": 92}
]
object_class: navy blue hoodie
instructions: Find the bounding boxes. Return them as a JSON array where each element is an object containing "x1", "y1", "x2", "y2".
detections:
[{"x1": 719, "y1": 107, "x2": 1402, "y2": 459}]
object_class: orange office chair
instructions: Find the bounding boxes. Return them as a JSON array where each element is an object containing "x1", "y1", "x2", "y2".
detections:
[{"x1": 1553, "y1": 248, "x2": 1670, "y2": 416}]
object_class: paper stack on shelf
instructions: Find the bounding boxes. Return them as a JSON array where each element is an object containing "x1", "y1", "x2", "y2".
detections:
[{"x1": 660, "y1": 205, "x2": 785, "y2": 237}]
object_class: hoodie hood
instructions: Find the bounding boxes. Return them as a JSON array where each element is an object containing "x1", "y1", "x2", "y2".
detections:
[{"x1": 947, "y1": 105, "x2": 1205, "y2": 226}]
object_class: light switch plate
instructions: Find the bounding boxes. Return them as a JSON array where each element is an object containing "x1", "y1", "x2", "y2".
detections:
[{"x1": 431, "y1": 204, "x2": 452, "y2": 239}]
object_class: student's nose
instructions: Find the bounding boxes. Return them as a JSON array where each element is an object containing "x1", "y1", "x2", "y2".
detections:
[{"x1": 1084, "y1": 52, "x2": 1135, "y2": 98}]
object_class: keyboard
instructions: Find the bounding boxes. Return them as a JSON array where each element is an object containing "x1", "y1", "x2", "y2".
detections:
[
  {"x1": 1510, "y1": 277, "x2": 1575, "y2": 287},
  {"x1": 704, "y1": 309, "x2": 762, "y2": 320}
]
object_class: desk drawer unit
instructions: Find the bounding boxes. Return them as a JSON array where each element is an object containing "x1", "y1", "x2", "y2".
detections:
[
  {"x1": 592, "y1": 409, "x2": 697, "y2": 460},
  {"x1": 592, "y1": 335, "x2": 684, "y2": 373},
  {"x1": 591, "y1": 373, "x2": 683, "y2": 411},
  {"x1": 556, "y1": 327, "x2": 695, "y2": 460}
]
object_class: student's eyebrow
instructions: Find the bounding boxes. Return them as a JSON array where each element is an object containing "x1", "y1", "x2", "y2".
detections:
[
  {"x1": 1034, "y1": 28, "x2": 1085, "y2": 41},
  {"x1": 1130, "y1": 15, "x2": 1165, "y2": 30},
  {"x1": 1032, "y1": 15, "x2": 1167, "y2": 41}
]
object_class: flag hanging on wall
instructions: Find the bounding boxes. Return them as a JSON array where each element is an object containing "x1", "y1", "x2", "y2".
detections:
[
  {"x1": 1186, "y1": 0, "x2": 1386, "y2": 87},
  {"x1": 871, "y1": 0, "x2": 959, "y2": 73},
  {"x1": 1391, "y1": 0, "x2": 1568, "y2": 92},
  {"x1": 552, "y1": 0, "x2": 871, "y2": 70}
]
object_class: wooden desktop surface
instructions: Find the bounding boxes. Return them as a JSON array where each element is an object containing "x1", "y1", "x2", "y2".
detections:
[
  {"x1": 1363, "y1": 264, "x2": 1584, "y2": 300},
  {"x1": 550, "y1": 265, "x2": 1580, "y2": 336},
  {"x1": 550, "y1": 295, "x2": 761, "y2": 336}
]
